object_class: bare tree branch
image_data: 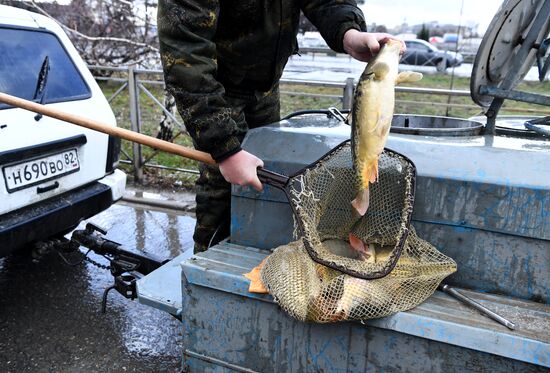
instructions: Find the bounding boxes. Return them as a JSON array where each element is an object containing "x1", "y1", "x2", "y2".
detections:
[{"x1": 28, "y1": 0, "x2": 159, "y2": 53}]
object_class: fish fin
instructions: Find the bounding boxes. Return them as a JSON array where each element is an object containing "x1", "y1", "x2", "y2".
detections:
[
  {"x1": 371, "y1": 61, "x2": 390, "y2": 80},
  {"x1": 396, "y1": 71, "x2": 423, "y2": 84},
  {"x1": 348, "y1": 233, "x2": 366, "y2": 254},
  {"x1": 363, "y1": 158, "x2": 379, "y2": 184},
  {"x1": 348, "y1": 233, "x2": 375, "y2": 262},
  {"x1": 351, "y1": 187, "x2": 370, "y2": 216},
  {"x1": 363, "y1": 244, "x2": 376, "y2": 263}
]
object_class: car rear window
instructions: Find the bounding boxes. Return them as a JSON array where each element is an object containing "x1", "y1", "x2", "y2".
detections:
[{"x1": 0, "y1": 26, "x2": 90, "y2": 109}]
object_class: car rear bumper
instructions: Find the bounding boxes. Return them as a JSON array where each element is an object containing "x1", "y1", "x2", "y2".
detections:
[{"x1": 0, "y1": 170, "x2": 126, "y2": 257}]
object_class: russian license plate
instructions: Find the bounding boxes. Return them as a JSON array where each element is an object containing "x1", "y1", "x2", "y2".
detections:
[{"x1": 3, "y1": 148, "x2": 80, "y2": 192}]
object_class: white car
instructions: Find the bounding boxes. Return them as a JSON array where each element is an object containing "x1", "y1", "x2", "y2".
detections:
[{"x1": 0, "y1": 5, "x2": 126, "y2": 256}]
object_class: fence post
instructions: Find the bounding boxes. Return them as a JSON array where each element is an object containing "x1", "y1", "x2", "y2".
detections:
[
  {"x1": 128, "y1": 65, "x2": 143, "y2": 183},
  {"x1": 342, "y1": 77, "x2": 355, "y2": 110}
]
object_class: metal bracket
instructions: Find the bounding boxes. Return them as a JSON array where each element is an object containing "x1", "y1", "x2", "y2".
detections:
[
  {"x1": 69, "y1": 223, "x2": 167, "y2": 313},
  {"x1": 327, "y1": 107, "x2": 347, "y2": 123},
  {"x1": 479, "y1": 86, "x2": 550, "y2": 107}
]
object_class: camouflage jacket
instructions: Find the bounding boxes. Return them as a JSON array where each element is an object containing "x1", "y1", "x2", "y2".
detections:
[{"x1": 158, "y1": 0, "x2": 366, "y2": 161}]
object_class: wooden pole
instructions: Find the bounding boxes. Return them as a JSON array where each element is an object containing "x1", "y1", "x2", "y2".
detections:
[{"x1": 0, "y1": 92, "x2": 216, "y2": 166}]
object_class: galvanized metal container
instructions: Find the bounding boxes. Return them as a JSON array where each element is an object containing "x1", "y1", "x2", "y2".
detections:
[{"x1": 390, "y1": 114, "x2": 483, "y2": 136}]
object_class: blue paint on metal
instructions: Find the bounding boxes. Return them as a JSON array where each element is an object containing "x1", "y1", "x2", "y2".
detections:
[
  {"x1": 238, "y1": 120, "x2": 550, "y2": 241},
  {"x1": 180, "y1": 242, "x2": 550, "y2": 368},
  {"x1": 139, "y1": 114, "x2": 550, "y2": 371},
  {"x1": 231, "y1": 117, "x2": 550, "y2": 302},
  {"x1": 136, "y1": 251, "x2": 191, "y2": 316}
]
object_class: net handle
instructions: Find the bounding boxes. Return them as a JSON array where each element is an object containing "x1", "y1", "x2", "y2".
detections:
[
  {"x1": 0, "y1": 92, "x2": 296, "y2": 190},
  {"x1": 257, "y1": 168, "x2": 289, "y2": 189}
]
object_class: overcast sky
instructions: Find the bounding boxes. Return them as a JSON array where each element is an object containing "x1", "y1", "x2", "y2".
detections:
[
  {"x1": 48, "y1": 0, "x2": 504, "y2": 36},
  {"x1": 360, "y1": 0, "x2": 504, "y2": 34}
]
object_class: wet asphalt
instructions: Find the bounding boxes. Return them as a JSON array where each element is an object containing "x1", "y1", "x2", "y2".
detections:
[{"x1": 0, "y1": 200, "x2": 196, "y2": 372}]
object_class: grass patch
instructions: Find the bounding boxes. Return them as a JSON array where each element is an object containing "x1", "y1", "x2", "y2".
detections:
[{"x1": 98, "y1": 73, "x2": 549, "y2": 186}]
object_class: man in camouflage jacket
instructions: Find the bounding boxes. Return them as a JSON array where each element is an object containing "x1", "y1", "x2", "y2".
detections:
[{"x1": 158, "y1": 0, "x2": 403, "y2": 252}]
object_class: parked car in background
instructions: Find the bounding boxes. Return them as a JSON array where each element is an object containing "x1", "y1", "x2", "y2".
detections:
[
  {"x1": 401, "y1": 39, "x2": 464, "y2": 71},
  {"x1": 297, "y1": 31, "x2": 329, "y2": 49},
  {"x1": 0, "y1": 5, "x2": 126, "y2": 257}
]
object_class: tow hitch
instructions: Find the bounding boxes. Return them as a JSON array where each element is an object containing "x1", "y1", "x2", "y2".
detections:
[{"x1": 66, "y1": 223, "x2": 168, "y2": 314}]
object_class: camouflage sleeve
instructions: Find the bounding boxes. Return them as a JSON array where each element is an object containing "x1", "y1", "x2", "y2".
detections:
[
  {"x1": 301, "y1": 0, "x2": 367, "y2": 53},
  {"x1": 157, "y1": 0, "x2": 242, "y2": 162}
]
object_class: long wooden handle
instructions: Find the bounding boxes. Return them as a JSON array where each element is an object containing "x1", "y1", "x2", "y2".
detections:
[{"x1": 0, "y1": 92, "x2": 216, "y2": 165}]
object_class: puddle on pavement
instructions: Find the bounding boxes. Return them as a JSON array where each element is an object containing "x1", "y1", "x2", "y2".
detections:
[
  {"x1": 82, "y1": 203, "x2": 195, "y2": 259},
  {"x1": 0, "y1": 202, "x2": 196, "y2": 372}
]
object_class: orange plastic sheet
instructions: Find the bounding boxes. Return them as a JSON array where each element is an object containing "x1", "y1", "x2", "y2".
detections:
[{"x1": 243, "y1": 257, "x2": 269, "y2": 294}]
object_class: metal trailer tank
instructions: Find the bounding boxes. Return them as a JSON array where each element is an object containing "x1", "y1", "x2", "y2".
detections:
[{"x1": 136, "y1": 1, "x2": 550, "y2": 371}]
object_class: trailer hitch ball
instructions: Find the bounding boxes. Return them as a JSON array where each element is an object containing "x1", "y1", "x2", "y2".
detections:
[{"x1": 101, "y1": 273, "x2": 139, "y2": 313}]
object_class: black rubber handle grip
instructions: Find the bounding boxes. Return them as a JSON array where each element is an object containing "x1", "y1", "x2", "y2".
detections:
[{"x1": 256, "y1": 167, "x2": 289, "y2": 189}]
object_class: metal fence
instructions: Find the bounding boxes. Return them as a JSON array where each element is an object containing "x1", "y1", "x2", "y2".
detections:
[
  {"x1": 297, "y1": 47, "x2": 478, "y2": 64},
  {"x1": 89, "y1": 64, "x2": 544, "y2": 183}
]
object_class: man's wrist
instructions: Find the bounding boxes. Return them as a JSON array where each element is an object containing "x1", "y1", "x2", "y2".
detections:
[
  {"x1": 343, "y1": 28, "x2": 361, "y2": 55},
  {"x1": 207, "y1": 135, "x2": 243, "y2": 163},
  {"x1": 212, "y1": 145, "x2": 242, "y2": 163},
  {"x1": 337, "y1": 24, "x2": 361, "y2": 54}
]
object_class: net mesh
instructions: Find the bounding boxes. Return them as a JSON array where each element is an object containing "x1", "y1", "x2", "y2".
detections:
[
  {"x1": 260, "y1": 140, "x2": 456, "y2": 322},
  {"x1": 261, "y1": 229, "x2": 456, "y2": 323},
  {"x1": 286, "y1": 141, "x2": 415, "y2": 279}
]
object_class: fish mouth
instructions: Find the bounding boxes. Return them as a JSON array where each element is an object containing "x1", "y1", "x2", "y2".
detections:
[{"x1": 385, "y1": 38, "x2": 405, "y2": 53}]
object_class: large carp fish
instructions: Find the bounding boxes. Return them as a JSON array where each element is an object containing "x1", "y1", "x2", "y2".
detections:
[{"x1": 349, "y1": 39, "x2": 422, "y2": 261}]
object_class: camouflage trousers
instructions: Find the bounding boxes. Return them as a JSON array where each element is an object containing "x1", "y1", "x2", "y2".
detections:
[{"x1": 193, "y1": 84, "x2": 280, "y2": 253}]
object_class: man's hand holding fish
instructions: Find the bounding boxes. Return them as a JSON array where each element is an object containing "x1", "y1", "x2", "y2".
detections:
[{"x1": 343, "y1": 30, "x2": 406, "y2": 62}]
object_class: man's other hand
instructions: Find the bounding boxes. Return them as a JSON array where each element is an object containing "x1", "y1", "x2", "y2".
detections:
[
  {"x1": 343, "y1": 30, "x2": 406, "y2": 62},
  {"x1": 219, "y1": 150, "x2": 264, "y2": 191}
]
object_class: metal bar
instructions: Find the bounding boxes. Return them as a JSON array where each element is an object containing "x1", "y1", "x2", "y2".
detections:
[
  {"x1": 396, "y1": 86, "x2": 471, "y2": 96},
  {"x1": 295, "y1": 46, "x2": 479, "y2": 62},
  {"x1": 439, "y1": 284, "x2": 516, "y2": 330},
  {"x1": 89, "y1": 65, "x2": 132, "y2": 72},
  {"x1": 279, "y1": 91, "x2": 342, "y2": 100},
  {"x1": 119, "y1": 148, "x2": 132, "y2": 161},
  {"x1": 133, "y1": 68, "x2": 164, "y2": 75},
  {"x1": 283, "y1": 80, "x2": 472, "y2": 97},
  {"x1": 128, "y1": 65, "x2": 143, "y2": 183},
  {"x1": 93, "y1": 76, "x2": 128, "y2": 83},
  {"x1": 134, "y1": 79, "x2": 166, "y2": 86},
  {"x1": 396, "y1": 99, "x2": 480, "y2": 110},
  {"x1": 92, "y1": 71, "x2": 472, "y2": 98},
  {"x1": 140, "y1": 130, "x2": 185, "y2": 165},
  {"x1": 184, "y1": 349, "x2": 260, "y2": 373},
  {"x1": 107, "y1": 82, "x2": 128, "y2": 104},
  {"x1": 120, "y1": 159, "x2": 199, "y2": 175},
  {"x1": 141, "y1": 162, "x2": 199, "y2": 174},
  {"x1": 137, "y1": 82, "x2": 184, "y2": 128},
  {"x1": 342, "y1": 77, "x2": 355, "y2": 110},
  {"x1": 280, "y1": 78, "x2": 346, "y2": 88},
  {"x1": 479, "y1": 86, "x2": 550, "y2": 107}
]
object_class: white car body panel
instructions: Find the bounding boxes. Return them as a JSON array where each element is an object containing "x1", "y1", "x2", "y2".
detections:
[{"x1": 0, "y1": 5, "x2": 123, "y2": 214}]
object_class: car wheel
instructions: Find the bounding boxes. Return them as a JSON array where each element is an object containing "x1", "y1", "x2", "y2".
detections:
[{"x1": 436, "y1": 59, "x2": 447, "y2": 72}]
